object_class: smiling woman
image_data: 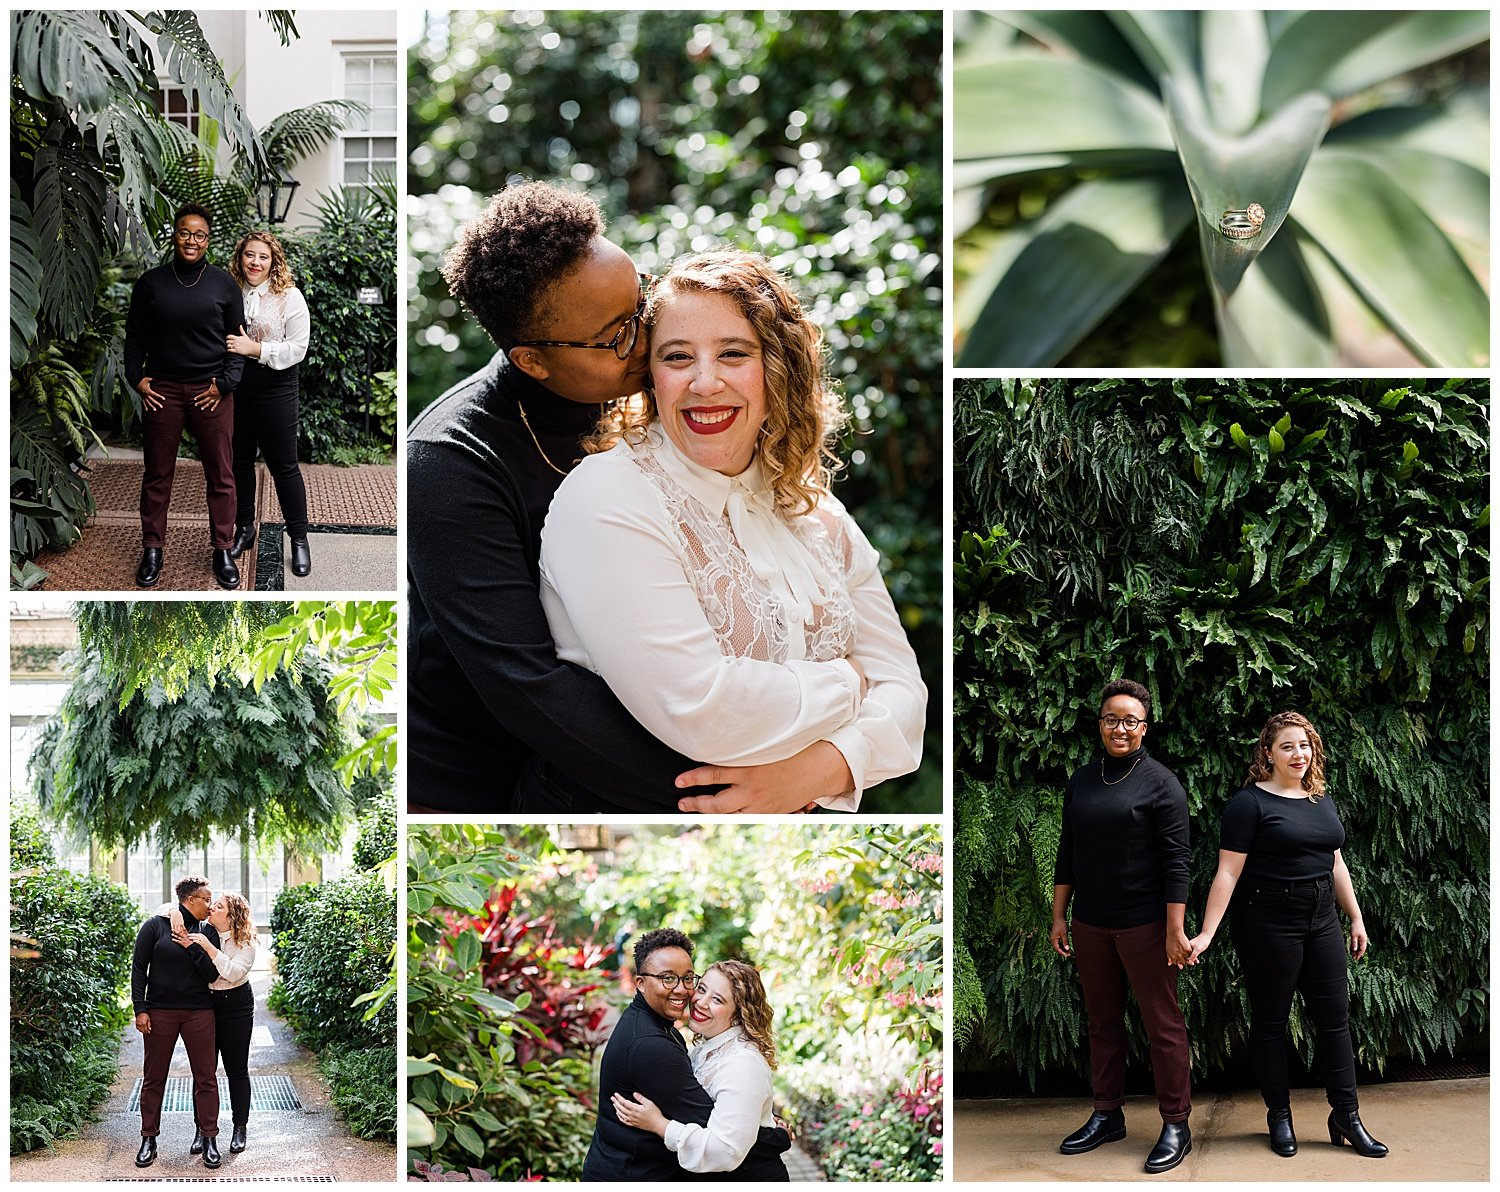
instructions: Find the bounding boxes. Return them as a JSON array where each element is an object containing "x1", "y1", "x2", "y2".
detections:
[{"x1": 534, "y1": 249, "x2": 927, "y2": 815}]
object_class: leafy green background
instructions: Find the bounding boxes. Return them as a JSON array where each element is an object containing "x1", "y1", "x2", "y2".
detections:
[
  {"x1": 407, "y1": 11, "x2": 942, "y2": 811},
  {"x1": 953, "y1": 378, "x2": 1489, "y2": 1086}
]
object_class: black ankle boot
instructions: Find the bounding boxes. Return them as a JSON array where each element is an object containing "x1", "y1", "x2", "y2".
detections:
[
  {"x1": 212, "y1": 548, "x2": 240, "y2": 590},
  {"x1": 189, "y1": 1129, "x2": 204, "y2": 1155},
  {"x1": 202, "y1": 1134, "x2": 221, "y2": 1168},
  {"x1": 1059, "y1": 1107, "x2": 1126, "y2": 1154},
  {"x1": 135, "y1": 547, "x2": 163, "y2": 587},
  {"x1": 229, "y1": 523, "x2": 256, "y2": 558},
  {"x1": 1144, "y1": 1120, "x2": 1192, "y2": 1174},
  {"x1": 1328, "y1": 1109, "x2": 1388, "y2": 1158},
  {"x1": 1268, "y1": 1107, "x2": 1297, "y2": 1156},
  {"x1": 230, "y1": 1124, "x2": 247, "y2": 1152},
  {"x1": 289, "y1": 535, "x2": 311, "y2": 577},
  {"x1": 135, "y1": 1136, "x2": 157, "y2": 1167}
]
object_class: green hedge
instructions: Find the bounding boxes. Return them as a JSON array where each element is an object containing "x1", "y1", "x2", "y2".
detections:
[
  {"x1": 11, "y1": 832, "x2": 140, "y2": 1153},
  {"x1": 954, "y1": 377, "x2": 1489, "y2": 1083},
  {"x1": 271, "y1": 873, "x2": 395, "y2": 1053}
]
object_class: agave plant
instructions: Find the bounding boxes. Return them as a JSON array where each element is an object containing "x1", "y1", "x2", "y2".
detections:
[{"x1": 955, "y1": 10, "x2": 1489, "y2": 367}]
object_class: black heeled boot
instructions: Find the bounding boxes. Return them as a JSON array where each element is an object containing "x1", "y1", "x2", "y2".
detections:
[
  {"x1": 289, "y1": 535, "x2": 311, "y2": 577},
  {"x1": 231, "y1": 1124, "x2": 247, "y2": 1152},
  {"x1": 1328, "y1": 1109, "x2": 1388, "y2": 1158},
  {"x1": 1059, "y1": 1107, "x2": 1126, "y2": 1154},
  {"x1": 229, "y1": 523, "x2": 256, "y2": 558},
  {"x1": 1268, "y1": 1107, "x2": 1297, "y2": 1157}
]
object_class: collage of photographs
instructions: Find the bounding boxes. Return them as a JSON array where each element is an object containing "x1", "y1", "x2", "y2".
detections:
[{"x1": 3, "y1": 6, "x2": 1489, "y2": 1188}]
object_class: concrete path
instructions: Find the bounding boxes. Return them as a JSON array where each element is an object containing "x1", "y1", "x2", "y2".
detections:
[
  {"x1": 27, "y1": 451, "x2": 396, "y2": 593},
  {"x1": 955, "y1": 1078, "x2": 1488, "y2": 1181},
  {"x1": 12, "y1": 965, "x2": 396, "y2": 1182}
]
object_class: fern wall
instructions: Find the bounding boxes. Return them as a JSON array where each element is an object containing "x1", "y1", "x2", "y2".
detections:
[{"x1": 954, "y1": 377, "x2": 1489, "y2": 1084}]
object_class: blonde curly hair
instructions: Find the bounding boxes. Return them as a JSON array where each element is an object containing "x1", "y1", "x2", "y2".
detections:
[
  {"x1": 218, "y1": 891, "x2": 256, "y2": 948},
  {"x1": 700, "y1": 959, "x2": 777, "y2": 1070},
  {"x1": 584, "y1": 250, "x2": 846, "y2": 517},
  {"x1": 1247, "y1": 710, "x2": 1328, "y2": 802},
  {"x1": 229, "y1": 229, "x2": 295, "y2": 294}
]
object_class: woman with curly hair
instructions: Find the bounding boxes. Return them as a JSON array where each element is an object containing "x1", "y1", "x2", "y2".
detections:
[
  {"x1": 535, "y1": 250, "x2": 926, "y2": 812},
  {"x1": 161, "y1": 891, "x2": 259, "y2": 1156},
  {"x1": 612, "y1": 959, "x2": 788, "y2": 1180},
  {"x1": 225, "y1": 229, "x2": 313, "y2": 577},
  {"x1": 1188, "y1": 711, "x2": 1387, "y2": 1160}
]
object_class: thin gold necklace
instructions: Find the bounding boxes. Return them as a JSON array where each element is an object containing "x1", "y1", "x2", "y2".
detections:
[
  {"x1": 171, "y1": 259, "x2": 205, "y2": 288},
  {"x1": 516, "y1": 399, "x2": 569, "y2": 477},
  {"x1": 1101, "y1": 754, "x2": 1143, "y2": 786}
]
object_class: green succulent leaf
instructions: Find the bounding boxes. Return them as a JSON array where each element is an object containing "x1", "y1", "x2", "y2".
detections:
[
  {"x1": 1293, "y1": 152, "x2": 1489, "y2": 366},
  {"x1": 1201, "y1": 9, "x2": 1269, "y2": 135},
  {"x1": 992, "y1": 11, "x2": 1158, "y2": 94},
  {"x1": 1263, "y1": 10, "x2": 1490, "y2": 110},
  {"x1": 957, "y1": 172, "x2": 1193, "y2": 367},
  {"x1": 954, "y1": 55, "x2": 1173, "y2": 160},
  {"x1": 1216, "y1": 222, "x2": 1334, "y2": 367},
  {"x1": 1164, "y1": 75, "x2": 1331, "y2": 298}
]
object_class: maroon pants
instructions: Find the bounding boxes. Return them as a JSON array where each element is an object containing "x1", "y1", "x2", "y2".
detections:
[
  {"x1": 140, "y1": 377, "x2": 235, "y2": 549},
  {"x1": 139, "y1": 1007, "x2": 219, "y2": 1138},
  {"x1": 1072, "y1": 918, "x2": 1192, "y2": 1122}
]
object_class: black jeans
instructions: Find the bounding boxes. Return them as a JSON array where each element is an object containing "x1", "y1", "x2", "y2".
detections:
[
  {"x1": 1229, "y1": 875, "x2": 1358, "y2": 1114},
  {"x1": 212, "y1": 983, "x2": 255, "y2": 1128},
  {"x1": 233, "y1": 364, "x2": 308, "y2": 537}
]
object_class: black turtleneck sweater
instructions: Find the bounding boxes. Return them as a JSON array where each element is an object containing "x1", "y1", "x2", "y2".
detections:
[
  {"x1": 123, "y1": 258, "x2": 246, "y2": 393},
  {"x1": 407, "y1": 353, "x2": 694, "y2": 812},
  {"x1": 130, "y1": 902, "x2": 221, "y2": 1014},
  {"x1": 1054, "y1": 746, "x2": 1191, "y2": 929}
]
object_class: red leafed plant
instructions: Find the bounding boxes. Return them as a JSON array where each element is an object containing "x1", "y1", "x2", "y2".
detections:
[{"x1": 448, "y1": 886, "x2": 616, "y2": 1066}]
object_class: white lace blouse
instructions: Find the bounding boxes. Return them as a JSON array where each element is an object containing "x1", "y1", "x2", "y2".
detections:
[
  {"x1": 155, "y1": 902, "x2": 256, "y2": 990},
  {"x1": 539, "y1": 423, "x2": 926, "y2": 810},
  {"x1": 241, "y1": 282, "x2": 310, "y2": 370},
  {"x1": 662, "y1": 1027, "x2": 776, "y2": 1173}
]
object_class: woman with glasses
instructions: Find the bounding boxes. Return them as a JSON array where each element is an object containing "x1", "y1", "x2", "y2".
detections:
[
  {"x1": 124, "y1": 203, "x2": 246, "y2": 589},
  {"x1": 535, "y1": 249, "x2": 926, "y2": 813},
  {"x1": 1187, "y1": 711, "x2": 1387, "y2": 1160},
  {"x1": 1051, "y1": 678, "x2": 1194, "y2": 1174},
  {"x1": 612, "y1": 959, "x2": 789, "y2": 1180},
  {"x1": 225, "y1": 229, "x2": 313, "y2": 577}
]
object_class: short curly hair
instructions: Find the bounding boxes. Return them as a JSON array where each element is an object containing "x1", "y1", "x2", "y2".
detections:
[
  {"x1": 229, "y1": 229, "x2": 295, "y2": 294},
  {"x1": 586, "y1": 250, "x2": 847, "y2": 516},
  {"x1": 442, "y1": 181, "x2": 603, "y2": 349},
  {"x1": 633, "y1": 926, "x2": 694, "y2": 974},
  {"x1": 174, "y1": 875, "x2": 210, "y2": 901},
  {"x1": 173, "y1": 202, "x2": 212, "y2": 228},
  {"x1": 1099, "y1": 677, "x2": 1152, "y2": 720},
  {"x1": 1247, "y1": 710, "x2": 1328, "y2": 801}
]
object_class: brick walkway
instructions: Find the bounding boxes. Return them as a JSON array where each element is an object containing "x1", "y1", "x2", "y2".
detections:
[{"x1": 25, "y1": 454, "x2": 396, "y2": 593}]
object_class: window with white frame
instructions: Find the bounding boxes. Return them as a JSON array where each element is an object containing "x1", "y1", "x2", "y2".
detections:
[
  {"x1": 341, "y1": 51, "x2": 397, "y2": 187},
  {"x1": 152, "y1": 81, "x2": 201, "y2": 135}
]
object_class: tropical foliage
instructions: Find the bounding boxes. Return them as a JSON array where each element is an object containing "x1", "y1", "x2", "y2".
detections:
[
  {"x1": 10, "y1": 811, "x2": 140, "y2": 1154},
  {"x1": 268, "y1": 863, "x2": 397, "y2": 1141},
  {"x1": 407, "y1": 823, "x2": 943, "y2": 1181},
  {"x1": 954, "y1": 10, "x2": 1490, "y2": 367},
  {"x1": 408, "y1": 11, "x2": 943, "y2": 811},
  {"x1": 953, "y1": 377, "x2": 1489, "y2": 1085}
]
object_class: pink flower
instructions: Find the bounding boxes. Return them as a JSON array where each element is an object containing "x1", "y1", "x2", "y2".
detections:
[
  {"x1": 872, "y1": 1160, "x2": 884, "y2": 1169},
  {"x1": 914, "y1": 1103, "x2": 932, "y2": 1118},
  {"x1": 932, "y1": 1140, "x2": 944, "y2": 1156},
  {"x1": 862, "y1": 1102, "x2": 874, "y2": 1116}
]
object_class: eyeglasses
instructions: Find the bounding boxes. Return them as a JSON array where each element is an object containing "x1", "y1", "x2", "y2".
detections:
[
  {"x1": 514, "y1": 272, "x2": 654, "y2": 360},
  {"x1": 640, "y1": 970, "x2": 698, "y2": 990},
  {"x1": 174, "y1": 229, "x2": 210, "y2": 244},
  {"x1": 1099, "y1": 715, "x2": 1146, "y2": 730}
]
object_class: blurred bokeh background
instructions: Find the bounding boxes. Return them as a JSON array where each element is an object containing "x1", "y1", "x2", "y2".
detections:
[{"x1": 408, "y1": 11, "x2": 943, "y2": 812}]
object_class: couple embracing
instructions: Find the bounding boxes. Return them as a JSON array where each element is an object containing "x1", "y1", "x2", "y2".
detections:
[
  {"x1": 584, "y1": 928, "x2": 790, "y2": 1181},
  {"x1": 131, "y1": 875, "x2": 258, "y2": 1169},
  {"x1": 408, "y1": 181, "x2": 926, "y2": 814},
  {"x1": 125, "y1": 202, "x2": 312, "y2": 589}
]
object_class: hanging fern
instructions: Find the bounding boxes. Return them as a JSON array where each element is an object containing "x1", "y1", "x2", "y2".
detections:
[{"x1": 955, "y1": 377, "x2": 1489, "y2": 1084}]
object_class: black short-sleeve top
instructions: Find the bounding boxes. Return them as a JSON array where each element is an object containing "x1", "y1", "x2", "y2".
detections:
[{"x1": 1219, "y1": 784, "x2": 1346, "y2": 883}]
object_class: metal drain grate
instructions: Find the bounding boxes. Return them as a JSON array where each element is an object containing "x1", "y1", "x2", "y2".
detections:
[{"x1": 127, "y1": 1075, "x2": 302, "y2": 1112}]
